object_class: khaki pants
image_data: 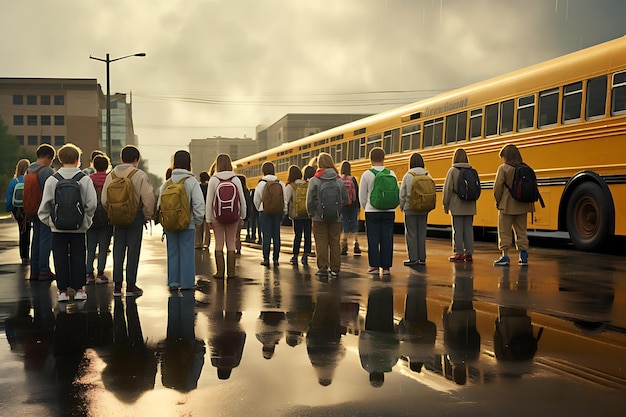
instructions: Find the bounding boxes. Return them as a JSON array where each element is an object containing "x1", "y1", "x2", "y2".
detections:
[
  {"x1": 313, "y1": 221, "x2": 342, "y2": 272},
  {"x1": 497, "y1": 212, "x2": 529, "y2": 251}
]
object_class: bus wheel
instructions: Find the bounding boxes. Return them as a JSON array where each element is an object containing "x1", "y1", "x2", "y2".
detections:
[{"x1": 566, "y1": 182, "x2": 611, "y2": 251}]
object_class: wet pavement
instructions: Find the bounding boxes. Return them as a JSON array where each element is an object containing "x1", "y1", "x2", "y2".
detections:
[{"x1": 0, "y1": 218, "x2": 625, "y2": 417}]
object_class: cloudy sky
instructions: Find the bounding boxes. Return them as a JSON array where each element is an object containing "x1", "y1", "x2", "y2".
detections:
[{"x1": 2, "y1": 0, "x2": 626, "y2": 176}]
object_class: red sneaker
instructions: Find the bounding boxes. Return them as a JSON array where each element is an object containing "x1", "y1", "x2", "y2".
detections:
[
  {"x1": 448, "y1": 254, "x2": 465, "y2": 262},
  {"x1": 464, "y1": 254, "x2": 473, "y2": 263}
]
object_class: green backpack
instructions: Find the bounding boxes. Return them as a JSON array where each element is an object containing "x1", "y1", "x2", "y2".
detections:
[{"x1": 369, "y1": 168, "x2": 399, "y2": 210}]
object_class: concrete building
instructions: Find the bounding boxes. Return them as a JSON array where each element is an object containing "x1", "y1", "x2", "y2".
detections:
[
  {"x1": 189, "y1": 136, "x2": 256, "y2": 176},
  {"x1": 104, "y1": 92, "x2": 138, "y2": 164}
]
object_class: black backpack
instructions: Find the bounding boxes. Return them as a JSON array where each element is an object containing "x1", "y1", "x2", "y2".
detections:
[
  {"x1": 91, "y1": 189, "x2": 109, "y2": 228},
  {"x1": 506, "y1": 162, "x2": 545, "y2": 207},
  {"x1": 455, "y1": 167, "x2": 481, "y2": 201},
  {"x1": 52, "y1": 172, "x2": 85, "y2": 230}
]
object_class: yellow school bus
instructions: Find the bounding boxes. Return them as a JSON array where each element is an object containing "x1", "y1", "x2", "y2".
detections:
[{"x1": 234, "y1": 36, "x2": 626, "y2": 251}]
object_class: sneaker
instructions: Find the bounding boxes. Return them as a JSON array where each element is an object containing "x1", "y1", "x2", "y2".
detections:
[
  {"x1": 519, "y1": 251, "x2": 528, "y2": 266},
  {"x1": 340, "y1": 246, "x2": 348, "y2": 256},
  {"x1": 273, "y1": 260, "x2": 280, "y2": 267},
  {"x1": 260, "y1": 260, "x2": 270, "y2": 267},
  {"x1": 289, "y1": 256, "x2": 298, "y2": 265},
  {"x1": 449, "y1": 254, "x2": 465, "y2": 262},
  {"x1": 57, "y1": 290, "x2": 69, "y2": 302},
  {"x1": 493, "y1": 255, "x2": 510, "y2": 266},
  {"x1": 74, "y1": 288, "x2": 87, "y2": 301},
  {"x1": 329, "y1": 270, "x2": 339, "y2": 278},
  {"x1": 39, "y1": 272, "x2": 56, "y2": 281},
  {"x1": 113, "y1": 284, "x2": 123, "y2": 296},
  {"x1": 354, "y1": 243, "x2": 361, "y2": 255},
  {"x1": 382, "y1": 269, "x2": 391, "y2": 275},
  {"x1": 464, "y1": 254, "x2": 473, "y2": 263},
  {"x1": 418, "y1": 260, "x2": 426, "y2": 265},
  {"x1": 86, "y1": 274, "x2": 95, "y2": 284},
  {"x1": 29, "y1": 273, "x2": 39, "y2": 281},
  {"x1": 367, "y1": 267, "x2": 379, "y2": 274},
  {"x1": 95, "y1": 274, "x2": 109, "y2": 284},
  {"x1": 126, "y1": 285, "x2": 143, "y2": 297},
  {"x1": 403, "y1": 260, "x2": 419, "y2": 266},
  {"x1": 315, "y1": 269, "x2": 328, "y2": 276},
  {"x1": 301, "y1": 256, "x2": 308, "y2": 266}
]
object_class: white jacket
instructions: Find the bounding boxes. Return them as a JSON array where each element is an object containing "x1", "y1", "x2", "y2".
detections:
[
  {"x1": 157, "y1": 168, "x2": 206, "y2": 229},
  {"x1": 205, "y1": 171, "x2": 247, "y2": 223},
  {"x1": 253, "y1": 174, "x2": 286, "y2": 213}
]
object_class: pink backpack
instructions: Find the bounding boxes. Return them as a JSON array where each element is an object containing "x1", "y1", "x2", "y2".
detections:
[
  {"x1": 213, "y1": 177, "x2": 240, "y2": 224},
  {"x1": 342, "y1": 175, "x2": 357, "y2": 206}
]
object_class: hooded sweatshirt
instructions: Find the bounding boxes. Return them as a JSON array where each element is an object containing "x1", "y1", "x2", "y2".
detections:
[
  {"x1": 442, "y1": 162, "x2": 477, "y2": 216},
  {"x1": 101, "y1": 163, "x2": 155, "y2": 221},
  {"x1": 253, "y1": 174, "x2": 285, "y2": 213},
  {"x1": 158, "y1": 168, "x2": 206, "y2": 229},
  {"x1": 306, "y1": 168, "x2": 348, "y2": 222},
  {"x1": 205, "y1": 170, "x2": 247, "y2": 224},
  {"x1": 399, "y1": 167, "x2": 433, "y2": 214}
]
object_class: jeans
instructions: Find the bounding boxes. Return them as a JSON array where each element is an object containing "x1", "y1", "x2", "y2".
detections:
[
  {"x1": 165, "y1": 228, "x2": 196, "y2": 289},
  {"x1": 112, "y1": 212, "x2": 144, "y2": 285},
  {"x1": 52, "y1": 232, "x2": 87, "y2": 291},
  {"x1": 260, "y1": 212, "x2": 281, "y2": 261},
  {"x1": 12, "y1": 209, "x2": 31, "y2": 260},
  {"x1": 86, "y1": 225, "x2": 113, "y2": 276},
  {"x1": 404, "y1": 214, "x2": 428, "y2": 262},
  {"x1": 365, "y1": 212, "x2": 395, "y2": 269},
  {"x1": 292, "y1": 219, "x2": 312, "y2": 256},
  {"x1": 30, "y1": 217, "x2": 52, "y2": 274}
]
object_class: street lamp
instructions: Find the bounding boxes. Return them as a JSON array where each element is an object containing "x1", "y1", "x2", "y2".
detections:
[{"x1": 89, "y1": 52, "x2": 146, "y2": 158}]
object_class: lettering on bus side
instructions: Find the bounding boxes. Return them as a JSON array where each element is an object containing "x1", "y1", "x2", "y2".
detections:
[{"x1": 424, "y1": 97, "x2": 469, "y2": 118}]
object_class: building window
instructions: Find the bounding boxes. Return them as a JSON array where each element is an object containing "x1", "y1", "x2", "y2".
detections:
[
  {"x1": 13, "y1": 115, "x2": 24, "y2": 125},
  {"x1": 54, "y1": 95, "x2": 65, "y2": 106},
  {"x1": 27, "y1": 115, "x2": 38, "y2": 126},
  {"x1": 40, "y1": 95, "x2": 51, "y2": 105},
  {"x1": 41, "y1": 115, "x2": 51, "y2": 125},
  {"x1": 28, "y1": 135, "x2": 38, "y2": 146},
  {"x1": 54, "y1": 115, "x2": 65, "y2": 126},
  {"x1": 54, "y1": 135, "x2": 65, "y2": 146},
  {"x1": 16, "y1": 135, "x2": 24, "y2": 145},
  {"x1": 13, "y1": 95, "x2": 23, "y2": 105},
  {"x1": 41, "y1": 135, "x2": 52, "y2": 144},
  {"x1": 27, "y1": 95, "x2": 37, "y2": 105}
]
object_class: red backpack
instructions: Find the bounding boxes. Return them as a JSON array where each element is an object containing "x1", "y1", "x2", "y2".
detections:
[
  {"x1": 342, "y1": 175, "x2": 357, "y2": 206},
  {"x1": 23, "y1": 166, "x2": 45, "y2": 219},
  {"x1": 213, "y1": 177, "x2": 240, "y2": 224}
]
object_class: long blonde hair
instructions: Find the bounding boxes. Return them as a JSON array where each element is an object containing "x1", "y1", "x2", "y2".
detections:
[
  {"x1": 317, "y1": 152, "x2": 338, "y2": 174},
  {"x1": 14, "y1": 159, "x2": 30, "y2": 178}
]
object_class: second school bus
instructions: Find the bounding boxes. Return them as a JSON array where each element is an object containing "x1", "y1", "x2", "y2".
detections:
[{"x1": 234, "y1": 36, "x2": 626, "y2": 252}]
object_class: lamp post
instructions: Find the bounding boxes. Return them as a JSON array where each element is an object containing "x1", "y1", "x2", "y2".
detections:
[{"x1": 89, "y1": 52, "x2": 146, "y2": 158}]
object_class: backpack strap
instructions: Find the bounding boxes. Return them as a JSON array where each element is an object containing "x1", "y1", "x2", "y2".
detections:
[{"x1": 72, "y1": 172, "x2": 85, "y2": 181}]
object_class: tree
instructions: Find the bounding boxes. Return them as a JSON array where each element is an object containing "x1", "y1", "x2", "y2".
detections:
[{"x1": 0, "y1": 116, "x2": 36, "y2": 210}]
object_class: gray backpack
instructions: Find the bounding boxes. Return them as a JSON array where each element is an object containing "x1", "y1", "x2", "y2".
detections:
[{"x1": 317, "y1": 178, "x2": 342, "y2": 221}]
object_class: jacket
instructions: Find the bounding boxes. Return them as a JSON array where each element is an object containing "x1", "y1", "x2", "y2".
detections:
[
  {"x1": 37, "y1": 167, "x2": 98, "y2": 233},
  {"x1": 493, "y1": 163, "x2": 535, "y2": 215},
  {"x1": 358, "y1": 165, "x2": 398, "y2": 212},
  {"x1": 89, "y1": 171, "x2": 108, "y2": 193},
  {"x1": 253, "y1": 174, "x2": 286, "y2": 214},
  {"x1": 101, "y1": 164, "x2": 155, "y2": 221},
  {"x1": 284, "y1": 179, "x2": 306, "y2": 220},
  {"x1": 399, "y1": 167, "x2": 432, "y2": 215},
  {"x1": 157, "y1": 168, "x2": 206, "y2": 229},
  {"x1": 306, "y1": 168, "x2": 348, "y2": 222},
  {"x1": 442, "y1": 163, "x2": 477, "y2": 216},
  {"x1": 205, "y1": 170, "x2": 247, "y2": 224}
]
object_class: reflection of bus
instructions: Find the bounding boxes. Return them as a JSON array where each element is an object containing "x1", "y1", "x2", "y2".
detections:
[{"x1": 234, "y1": 36, "x2": 626, "y2": 251}]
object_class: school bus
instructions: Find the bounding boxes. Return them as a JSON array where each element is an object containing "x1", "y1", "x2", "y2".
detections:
[{"x1": 234, "y1": 36, "x2": 626, "y2": 251}]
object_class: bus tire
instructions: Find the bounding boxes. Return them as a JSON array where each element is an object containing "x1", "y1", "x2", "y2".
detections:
[{"x1": 566, "y1": 182, "x2": 611, "y2": 251}]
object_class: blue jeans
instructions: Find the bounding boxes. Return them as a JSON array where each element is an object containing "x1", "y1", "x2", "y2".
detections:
[
  {"x1": 365, "y1": 212, "x2": 395, "y2": 269},
  {"x1": 52, "y1": 232, "x2": 87, "y2": 291},
  {"x1": 112, "y1": 212, "x2": 144, "y2": 286},
  {"x1": 292, "y1": 219, "x2": 312, "y2": 256},
  {"x1": 260, "y1": 212, "x2": 282, "y2": 261},
  {"x1": 165, "y1": 228, "x2": 196, "y2": 289},
  {"x1": 86, "y1": 225, "x2": 113, "y2": 276},
  {"x1": 30, "y1": 217, "x2": 52, "y2": 275}
]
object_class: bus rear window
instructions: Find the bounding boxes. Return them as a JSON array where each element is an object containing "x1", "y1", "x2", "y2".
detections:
[{"x1": 586, "y1": 75, "x2": 607, "y2": 119}]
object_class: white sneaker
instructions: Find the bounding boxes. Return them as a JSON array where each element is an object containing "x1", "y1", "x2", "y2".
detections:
[
  {"x1": 382, "y1": 269, "x2": 391, "y2": 275},
  {"x1": 74, "y1": 289, "x2": 87, "y2": 301},
  {"x1": 57, "y1": 291, "x2": 69, "y2": 302}
]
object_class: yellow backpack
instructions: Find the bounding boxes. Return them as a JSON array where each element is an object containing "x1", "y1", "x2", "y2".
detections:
[
  {"x1": 409, "y1": 172, "x2": 436, "y2": 212},
  {"x1": 159, "y1": 177, "x2": 190, "y2": 232},
  {"x1": 294, "y1": 182, "x2": 309, "y2": 218},
  {"x1": 106, "y1": 169, "x2": 139, "y2": 225}
]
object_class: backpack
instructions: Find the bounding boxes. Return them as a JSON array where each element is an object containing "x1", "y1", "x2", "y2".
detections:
[
  {"x1": 342, "y1": 175, "x2": 357, "y2": 206},
  {"x1": 106, "y1": 169, "x2": 139, "y2": 226},
  {"x1": 455, "y1": 167, "x2": 481, "y2": 201},
  {"x1": 12, "y1": 180, "x2": 24, "y2": 208},
  {"x1": 23, "y1": 165, "x2": 45, "y2": 219},
  {"x1": 317, "y1": 178, "x2": 343, "y2": 221},
  {"x1": 159, "y1": 177, "x2": 191, "y2": 232},
  {"x1": 213, "y1": 176, "x2": 240, "y2": 224},
  {"x1": 91, "y1": 189, "x2": 109, "y2": 228},
  {"x1": 294, "y1": 182, "x2": 310, "y2": 219},
  {"x1": 506, "y1": 162, "x2": 545, "y2": 207},
  {"x1": 369, "y1": 168, "x2": 399, "y2": 210},
  {"x1": 52, "y1": 172, "x2": 86, "y2": 230},
  {"x1": 408, "y1": 172, "x2": 436, "y2": 212},
  {"x1": 261, "y1": 179, "x2": 284, "y2": 215}
]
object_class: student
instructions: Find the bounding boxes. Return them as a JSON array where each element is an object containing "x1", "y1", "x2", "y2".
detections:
[
  {"x1": 284, "y1": 165, "x2": 310, "y2": 265},
  {"x1": 359, "y1": 147, "x2": 397, "y2": 275},
  {"x1": 25, "y1": 144, "x2": 56, "y2": 281},
  {"x1": 235, "y1": 174, "x2": 251, "y2": 255},
  {"x1": 493, "y1": 144, "x2": 534, "y2": 266},
  {"x1": 301, "y1": 165, "x2": 316, "y2": 261},
  {"x1": 5, "y1": 159, "x2": 31, "y2": 265},
  {"x1": 86, "y1": 154, "x2": 113, "y2": 284},
  {"x1": 101, "y1": 145, "x2": 155, "y2": 297},
  {"x1": 306, "y1": 153, "x2": 347, "y2": 277},
  {"x1": 399, "y1": 153, "x2": 433, "y2": 266},
  {"x1": 38, "y1": 144, "x2": 97, "y2": 301},
  {"x1": 339, "y1": 161, "x2": 361, "y2": 256},
  {"x1": 158, "y1": 150, "x2": 205, "y2": 289},
  {"x1": 82, "y1": 149, "x2": 104, "y2": 175},
  {"x1": 442, "y1": 148, "x2": 476, "y2": 262},
  {"x1": 247, "y1": 188, "x2": 259, "y2": 243},
  {"x1": 206, "y1": 153, "x2": 247, "y2": 279},
  {"x1": 195, "y1": 171, "x2": 210, "y2": 250},
  {"x1": 253, "y1": 161, "x2": 285, "y2": 267}
]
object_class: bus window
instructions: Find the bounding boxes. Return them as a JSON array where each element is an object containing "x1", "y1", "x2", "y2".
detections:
[
  {"x1": 586, "y1": 75, "x2": 607, "y2": 119},
  {"x1": 611, "y1": 71, "x2": 626, "y2": 115},
  {"x1": 359, "y1": 137, "x2": 367, "y2": 159},
  {"x1": 383, "y1": 129, "x2": 400, "y2": 155},
  {"x1": 538, "y1": 88, "x2": 559, "y2": 127},
  {"x1": 563, "y1": 81, "x2": 582, "y2": 123},
  {"x1": 517, "y1": 95, "x2": 535, "y2": 131},
  {"x1": 401, "y1": 123, "x2": 421, "y2": 151},
  {"x1": 367, "y1": 133, "x2": 382, "y2": 154},
  {"x1": 423, "y1": 118, "x2": 443, "y2": 147},
  {"x1": 499, "y1": 99, "x2": 514, "y2": 134},
  {"x1": 485, "y1": 103, "x2": 499, "y2": 136},
  {"x1": 469, "y1": 109, "x2": 482, "y2": 139},
  {"x1": 445, "y1": 111, "x2": 467, "y2": 144}
]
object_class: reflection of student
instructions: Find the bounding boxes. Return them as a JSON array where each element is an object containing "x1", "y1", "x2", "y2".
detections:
[
  {"x1": 286, "y1": 294, "x2": 314, "y2": 347},
  {"x1": 359, "y1": 287, "x2": 399, "y2": 387},
  {"x1": 255, "y1": 311, "x2": 286, "y2": 359},
  {"x1": 306, "y1": 292, "x2": 346, "y2": 386},
  {"x1": 160, "y1": 290, "x2": 205, "y2": 392},
  {"x1": 102, "y1": 297, "x2": 157, "y2": 403},
  {"x1": 397, "y1": 274, "x2": 436, "y2": 373}
]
